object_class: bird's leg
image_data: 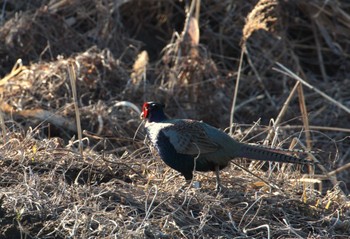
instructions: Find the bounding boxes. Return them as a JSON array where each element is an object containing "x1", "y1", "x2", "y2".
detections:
[
  {"x1": 178, "y1": 172, "x2": 196, "y2": 192},
  {"x1": 215, "y1": 165, "x2": 222, "y2": 192}
]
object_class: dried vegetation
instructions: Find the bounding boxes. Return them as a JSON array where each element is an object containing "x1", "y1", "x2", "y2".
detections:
[{"x1": 0, "y1": 0, "x2": 349, "y2": 238}]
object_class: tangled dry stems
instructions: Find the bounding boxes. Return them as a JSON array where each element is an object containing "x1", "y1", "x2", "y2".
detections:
[{"x1": 0, "y1": 0, "x2": 349, "y2": 238}]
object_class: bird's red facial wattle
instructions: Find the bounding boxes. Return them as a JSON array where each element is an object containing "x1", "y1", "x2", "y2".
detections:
[
  {"x1": 141, "y1": 102, "x2": 166, "y2": 122},
  {"x1": 140, "y1": 102, "x2": 150, "y2": 119}
]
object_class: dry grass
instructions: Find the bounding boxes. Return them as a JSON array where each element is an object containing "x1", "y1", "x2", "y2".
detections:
[{"x1": 0, "y1": 0, "x2": 349, "y2": 238}]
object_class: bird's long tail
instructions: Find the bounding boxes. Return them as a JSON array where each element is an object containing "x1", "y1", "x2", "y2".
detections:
[{"x1": 236, "y1": 143, "x2": 311, "y2": 164}]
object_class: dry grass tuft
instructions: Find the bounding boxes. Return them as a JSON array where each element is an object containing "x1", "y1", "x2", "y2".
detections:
[
  {"x1": 0, "y1": 0, "x2": 349, "y2": 238},
  {"x1": 242, "y1": 0, "x2": 279, "y2": 46}
]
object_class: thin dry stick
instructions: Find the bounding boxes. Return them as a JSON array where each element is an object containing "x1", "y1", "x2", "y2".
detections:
[
  {"x1": 303, "y1": 161, "x2": 350, "y2": 182},
  {"x1": 296, "y1": 83, "x2": 314, "y2": 176},
  {"x1": 282, "y1": 125, "x2": 350, "y2": 133},
  {"x1": 288, "y1": 48, "x2": 313, "y2": 153},
  {"x1": 274, "y1": 62, "x2": 350, "y2": 114},
  {"x1": 312, "y1": 21, "x2": 328, "y2": 82},
  {"x1": 318, "y1": 162, "x2": 350, "y2": 178},
  {"x1": 297, "y1": 84, "x2": 312, "y2": 149},
  {"x1": 68, "y1": 61, "x2": 83, "y2": 156},
  {"x1": 231, "y1": 161, "x2": 279, "y2": 191},
  {"x1": 231, "y1": 0, "x2": 278, "y2": 135},
  {"x1": 243, "y1": 224, "x2": 271, "y2": 239},
  {"x1": 264, "y1": 81, "x2": 299, "y2": 144},
  {"x1": 0, "y1": 110, "x2": 6, "y2": 141},
  {"x1": 195, "y1": 0, "x2": 200, "y2": 23},
  {"x1": 0, "y1": 59, "x2": 24, "y2": 86},
  {"x1": 298, "y1": 141, "x2": 348, "y2": 200},
  {"x1": 229, "y1": 49, "x2": 244, "y2": 135},
  {"x1": 175, "y1": 0, "x2": 197, "y2": 58},
  {"x1": 244, "y1": 48, "x2": 276, "y2": 108},
  {"x1": 183, "y1": 0, "x2": 197, "y2": 35}
]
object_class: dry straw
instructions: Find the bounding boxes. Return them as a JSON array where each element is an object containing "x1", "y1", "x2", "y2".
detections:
[{"x1": 0, "y1": 0, "x2": 349, "y2": 238}]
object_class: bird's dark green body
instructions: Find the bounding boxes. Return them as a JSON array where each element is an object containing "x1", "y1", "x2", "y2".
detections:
[
  {"x1": 156, "y1": 130, "x2": 226, "y2": 180},
  {"x1": 141, "y1": 102, "x2": 310, "y2": 186}
]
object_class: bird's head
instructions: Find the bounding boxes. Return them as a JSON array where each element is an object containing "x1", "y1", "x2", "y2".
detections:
[{"x1": 140, "y1": 102, "x2": 167, "y2": 122}]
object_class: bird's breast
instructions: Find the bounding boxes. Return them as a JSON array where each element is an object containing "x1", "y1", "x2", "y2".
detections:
[{"x1": 145, "y1": 121, "x2": 173, "y2": 146}]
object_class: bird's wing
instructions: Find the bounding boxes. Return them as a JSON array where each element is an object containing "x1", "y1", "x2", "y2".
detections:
[{"x1": 162, "y1": 120, "x2": 220, "y2": 155}]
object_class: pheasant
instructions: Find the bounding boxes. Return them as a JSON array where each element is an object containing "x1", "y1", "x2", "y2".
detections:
[{"x1": 140, "y1": 101, "x2": 310, "y2": 190}]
